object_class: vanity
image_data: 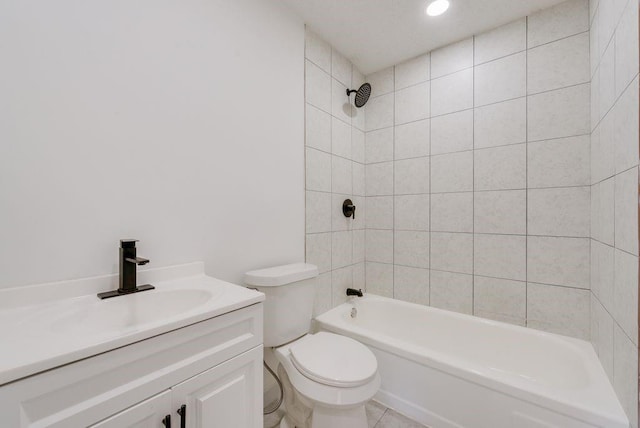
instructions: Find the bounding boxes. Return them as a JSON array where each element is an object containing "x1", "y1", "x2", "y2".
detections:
[{"x1": 0, "y1": 262, "x2": 264, "y2": 427}]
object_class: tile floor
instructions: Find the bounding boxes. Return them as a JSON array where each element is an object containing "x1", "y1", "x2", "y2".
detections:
[
  {"x1": 366, "y1": 400, "x2": 428, "y2": 428},
  {"x1": 264, "y1": 400, "x2": 428, "y2": 428}
]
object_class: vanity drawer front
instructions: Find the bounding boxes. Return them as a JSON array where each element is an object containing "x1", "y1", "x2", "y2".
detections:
[{"x1": 0, "y1": 303, "x2": 263, "y2": 428}]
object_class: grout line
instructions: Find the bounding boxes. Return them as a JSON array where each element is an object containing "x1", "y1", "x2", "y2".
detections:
[
  {"x1": 306, "y1": 97, "x2": 364, "y2": 131},
  {"x1": 374, "y1": 407, "x2": 388, "y2": 428},
  {"x1": 365, "y1": 228, "x2": 591, "y2": 238},
  {"x1": 355, "y1": 182, "x2": 593, "y2": 198},
  {"x1": 304, "y1": 47, "x2": 309, "y2": 272},
  {"x1": 488, "y1": 29, "x2": 591, "y2": 65},
  {"x1": 592, "y1": 164, "x2": 640, "y2": 187},
  {"x1": 392, "y1": 79, "x2": 430, "y2": 93},
  {"x1": 304, "y1": 57, "x2": 331, "y2": 79},
  {"x1": 428, "y1": 64, "x2": 474, "y2": 82},
  {"x1": 527, "y1": 133, "x2": 592, "y2": 145},
  {"x1": 391, "y1": 65, "x2": 396, "y2": 299},
  {"x1": 366, "y1": 77, "x2": 593, "y2": 135},
  {"x1": 588, "y1": 1, "x2": 598, "y2": 28},
  {"x1": 329, "y1": 46, "x2": 335, "y2": 307},
  {"x1": 526, "y1": 80, "x2": 592, "y2": 98},
  {"x1": 429, "y1": 52, "x2": 433, "y2": 306},
  {"x1": 591, "y1": 284, "x2": 639, "y2": 346},
  {"x1": 350, "y1": 229, "x2": 595, "y2": 243},
  {"x1": 525, "y1": 15, "x2": 529, "y2": 327},
  {"x1": 399, "y1": 30, "x2": 589, "y2": 86},
  {"x1": 474, "y1": 48, "x2": 527, "y2": 68},
  {"x1": 590, "y1": 68, "x2": 640, "y2": 134},
  {"x1": 362, "y1": 128, "x2": 592, "y2": 161},
  {"x1": 471, "y1": 34, "x2": 476, "y2": 315},
  {"x1": 363, "y1": 261, "x2": 592, "y2": 292}
]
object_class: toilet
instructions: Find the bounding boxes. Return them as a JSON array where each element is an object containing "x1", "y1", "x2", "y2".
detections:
[{"x1": 245, "y1": 263, "x2": 380, "y2": 428}]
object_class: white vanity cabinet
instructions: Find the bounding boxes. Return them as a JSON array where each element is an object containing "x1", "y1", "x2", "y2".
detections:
[
  {"x1": 0, "y1": 302, "x2": 263, "y2": 428},
  {"x1": 90, "y1": 391, "x2": 172, "y2": 428},
  {"x1": 170, "y1": 346, "x2": 262, "y2": 428},
  {"x1": 89, "y1": 346, "x2": 262, "y2": 428}
]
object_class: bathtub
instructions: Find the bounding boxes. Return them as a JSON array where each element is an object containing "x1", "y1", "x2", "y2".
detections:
[{"x1": 315, "y1": 294, "x2": 628, "y2": 428}]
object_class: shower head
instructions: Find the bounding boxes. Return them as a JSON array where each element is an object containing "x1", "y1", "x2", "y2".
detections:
[{"x1": 346, "y1": 83, "x2": 371, "y2": 108}]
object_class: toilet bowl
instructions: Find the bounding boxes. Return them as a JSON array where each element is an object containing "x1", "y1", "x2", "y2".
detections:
[
  {"x1": 273, "y1": 332, "x2": 380, "y2": 428},
  {"x1": 245, "y1": 263, "x2": 380, "y2": 428}
]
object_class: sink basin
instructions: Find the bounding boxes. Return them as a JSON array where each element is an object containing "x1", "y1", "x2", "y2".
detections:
[
  {"x1": 50, "y1": 288, "x2": 217, "y2": 333},
  {"x1": 0, "y1": 263, "x2": 265, "y2": 386}
]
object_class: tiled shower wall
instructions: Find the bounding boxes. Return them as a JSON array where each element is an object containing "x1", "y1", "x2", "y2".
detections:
[
  {"x1": 363, "y1": 0, "x2": 593, "y2": 339},
  {"x1": 304, "y1": 0, "x2": 640, "y2": 424},
  {"x1": 588, "y1": 0, "x2": 639, "y2": 424},
  {"x1": 304, "y1": 29, "x2": 367, "y2": 316}
]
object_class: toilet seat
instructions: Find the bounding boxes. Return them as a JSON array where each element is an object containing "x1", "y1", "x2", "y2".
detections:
[
  {"x1": 273, "y1": 333, "x2": 381, "y2": 408},
  {"x1": 289, "y1": 332, "x2": 377, "y2": 388}
]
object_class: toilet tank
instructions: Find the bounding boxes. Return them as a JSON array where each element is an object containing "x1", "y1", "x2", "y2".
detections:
[{"x1": 245, "y1": 263, "x2": 318, "y2": 347}]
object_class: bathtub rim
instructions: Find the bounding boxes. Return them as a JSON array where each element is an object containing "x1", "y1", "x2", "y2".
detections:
[{"x1": 314, "y1": 294, "x2": 628, "y2": 428}]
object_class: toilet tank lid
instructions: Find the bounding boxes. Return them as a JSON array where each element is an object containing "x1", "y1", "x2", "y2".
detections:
[{"x1": 244, "y1": 263, "x2": 318, "y2": 287}]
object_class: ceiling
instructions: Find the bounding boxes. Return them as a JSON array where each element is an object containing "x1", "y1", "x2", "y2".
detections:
[{"x1": 280, "y1": 0, "x2": 566, "y2": 75}]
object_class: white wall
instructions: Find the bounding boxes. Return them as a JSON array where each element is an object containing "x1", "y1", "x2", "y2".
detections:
[{"x1": 0, "y1": 0, "x2": 305, "y2": 288}]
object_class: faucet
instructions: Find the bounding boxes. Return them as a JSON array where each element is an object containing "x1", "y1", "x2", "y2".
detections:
[
  {"x1": 97, "y1": 239, "x2": 155, "y2": 299},
  {"x1": 346, "y1": 288, "x2": 362, "y2": 318},
  {"x1": 346, "y1": 288, "x2": 363, "y2": 297}
]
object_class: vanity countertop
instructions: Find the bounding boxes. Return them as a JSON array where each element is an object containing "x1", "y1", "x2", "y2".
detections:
[{"x1": 0, "y1": 262, "x2": 264, "y2": 386}]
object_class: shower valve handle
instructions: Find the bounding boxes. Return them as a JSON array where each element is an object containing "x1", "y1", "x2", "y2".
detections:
[{"x1": 343, "y1": 199, "x2": 356, "y2": 219}]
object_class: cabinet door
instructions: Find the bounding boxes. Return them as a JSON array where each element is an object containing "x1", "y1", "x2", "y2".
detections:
[
  {"x1": 89, "y1": 390, "x2": 171, "y2": 428},
  {"x1": 171, "y1": 346, "x2": 263, "y2": 428}
]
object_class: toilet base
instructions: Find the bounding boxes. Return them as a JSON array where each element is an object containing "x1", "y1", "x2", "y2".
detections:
[
  {"x1": 276, "y1": 360, "x2": 370, "y2": 428},
  {"x1": 310, "y1": 404, "x2": 368, "y2": 428},
  {"x1": 279, "y1": 404, "x2": 368, "y2": 428},
  {"x1": 279, "y1": 417, "x2": 292, "y2": 428}
]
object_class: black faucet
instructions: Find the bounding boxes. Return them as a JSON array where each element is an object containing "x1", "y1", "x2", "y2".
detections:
[
  {"x1": 97, "y1": 239, "x2": 155, "y2": 299},
  {"x1": 346, "y1": 288, "x2": 363, "y2": 297}
]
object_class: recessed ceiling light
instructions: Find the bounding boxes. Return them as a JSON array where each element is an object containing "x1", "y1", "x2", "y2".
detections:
[{"x1": 426, "y1": 0, "x2": 450, "y2": 16}]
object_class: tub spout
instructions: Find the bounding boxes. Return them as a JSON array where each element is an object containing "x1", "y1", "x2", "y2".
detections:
[{"x1": 346, "y1": 288, "x2": 363, "y2": 297}]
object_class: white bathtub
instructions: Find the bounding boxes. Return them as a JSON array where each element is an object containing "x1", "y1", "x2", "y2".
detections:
[{"x1": 315, "y1": 294, "x2": 628, "y2": 428}]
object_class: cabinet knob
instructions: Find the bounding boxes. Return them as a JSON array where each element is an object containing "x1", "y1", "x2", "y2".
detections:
[
  {"x1": 177, "y1": 404, "x2": 186, "y2": 428},
  {"x1": 162, "y1": 414, "x2": 171, "y2": 428}
]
